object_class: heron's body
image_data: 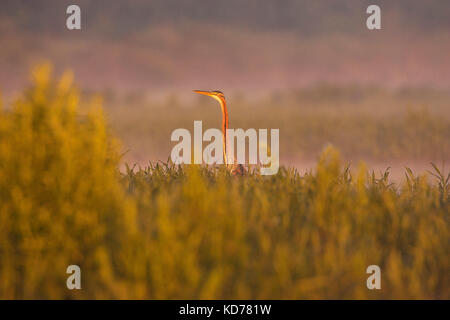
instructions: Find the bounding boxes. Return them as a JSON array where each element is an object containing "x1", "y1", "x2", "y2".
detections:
[{"x1": 193, "y1": 90, "x2": 245, "y2": 175}]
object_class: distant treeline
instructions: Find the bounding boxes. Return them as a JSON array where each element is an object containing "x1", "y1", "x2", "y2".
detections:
[{"x1": 2, "y1": 0, "x2": 450, "y2": 35}]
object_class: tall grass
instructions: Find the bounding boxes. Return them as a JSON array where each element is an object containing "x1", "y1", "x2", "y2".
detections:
[{"x1": 0, "y1": 66, "x2": 448, "y2": 299}]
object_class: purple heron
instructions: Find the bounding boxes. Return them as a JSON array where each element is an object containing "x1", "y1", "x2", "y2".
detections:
[{"x1": 193, "y1": 90, "x2": 245, "y2": 175}]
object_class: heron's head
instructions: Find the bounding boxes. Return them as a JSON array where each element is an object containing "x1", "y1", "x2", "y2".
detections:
[{"x1": 193, "y1": 90, "x2": 225, "y2": 105}]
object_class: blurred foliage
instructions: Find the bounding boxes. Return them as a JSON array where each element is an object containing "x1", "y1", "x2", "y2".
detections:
[
  {"x1": 123, "y1": 155, "x2": 449, "y2": 299},
  {"x1": 0, "y1": 67, "x2": 449, "y2": 299},
  {"x1": 0, "y1": 65, "x2": 139, "y2": 298}
]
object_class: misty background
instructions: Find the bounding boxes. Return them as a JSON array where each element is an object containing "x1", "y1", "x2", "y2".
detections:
[
  {"x1": 1, "y1": 0, "x2": 450, "y2": 93},
  {"x1": 0, "y1": 0, "x2": 449, "y2": 176}
]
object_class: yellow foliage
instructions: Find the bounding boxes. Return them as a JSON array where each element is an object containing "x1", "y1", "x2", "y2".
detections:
[
  {"x1": 0, "y1": 65, "x2": 138, "y2": 298},
  {"x1": 0, "y1": 66, "x2": 448, "y2": 299}
]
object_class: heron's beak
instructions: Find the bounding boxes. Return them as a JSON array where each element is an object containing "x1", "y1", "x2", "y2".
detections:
[{"x1": 193, "y1": 90, "x2": 214, "y2": 97}]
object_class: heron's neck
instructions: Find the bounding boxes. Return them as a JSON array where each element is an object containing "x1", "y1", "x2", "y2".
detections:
[{"x1": 218, "y1": 97, "x2": 229, "y2": 165}]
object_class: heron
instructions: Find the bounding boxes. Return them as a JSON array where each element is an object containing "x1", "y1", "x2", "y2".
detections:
[{"x1": 193, "y1": 90, "x2": 245, "y2": 175}]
